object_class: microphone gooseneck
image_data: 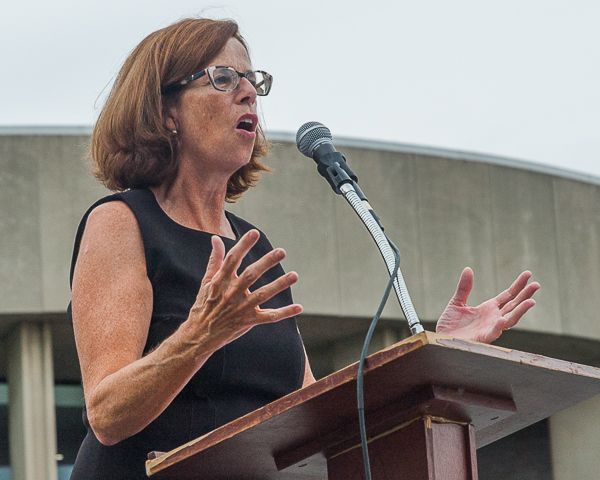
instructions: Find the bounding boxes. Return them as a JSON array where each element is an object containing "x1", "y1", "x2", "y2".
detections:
[
  {"x1": 297, "y1": 121, "x2": 424, "y2": 480},
  {"x1": 295, "y1": 121, "x2": 423, "y2": 333}
]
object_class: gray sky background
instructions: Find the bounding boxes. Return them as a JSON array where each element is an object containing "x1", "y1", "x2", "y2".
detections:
[{"x1": 2, "y1": 0, "x2": 599, "y2": 178}]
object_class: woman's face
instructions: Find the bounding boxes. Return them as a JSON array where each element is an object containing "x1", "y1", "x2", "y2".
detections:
[{"x1": 167, "y1": 38, "x2": 259, "y2": 181}]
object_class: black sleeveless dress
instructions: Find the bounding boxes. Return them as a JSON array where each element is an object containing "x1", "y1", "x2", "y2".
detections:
[{"x1": 68, "y1": 188, "x2": 305, "y2": 480}]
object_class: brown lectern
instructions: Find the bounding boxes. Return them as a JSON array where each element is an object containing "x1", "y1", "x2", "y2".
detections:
[{"x1": 145, "y1": 331, "x2": 600, "y2": 479}]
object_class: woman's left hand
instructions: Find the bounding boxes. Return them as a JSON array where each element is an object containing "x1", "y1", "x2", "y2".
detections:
[{"x1": 435, "y1": 268, "x2": 540, "y2": 344}]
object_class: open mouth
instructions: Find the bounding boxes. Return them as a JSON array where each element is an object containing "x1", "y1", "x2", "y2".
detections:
[{"x1": 236, "y1": 114, "x2": 257, "y2": 133}]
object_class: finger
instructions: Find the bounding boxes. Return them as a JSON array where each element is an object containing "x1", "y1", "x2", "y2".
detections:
[
  {"x1": 495, "y1": 271, "x2": 532, "y2": 308},
  {"x1": 237, "y1": 248, "x2": 286, "y2": 291},
  {"x1": 203, "y1": 236, "x2": 225, "y2": 284},
  {"x1": 219, "y1": 230, "x2": 261, "y2": 278},
  {"x1": 450, "y1": 267, "x2": 474, "y2": 306},
  {"x1": 256, "y1": 303, "x2": 304, "y2": 325},
  {"x1": 502, "y1": 299, "x2": 536, "y2": 329},
  {"x1": 500, "y1": 281, "x2": 540, "y2": 316},
  {"x1": 247, "y1": 271, "x2": 299, "y2": 307}
]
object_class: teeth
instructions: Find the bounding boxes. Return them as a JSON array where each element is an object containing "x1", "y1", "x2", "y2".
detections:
[{"x1": 240, "y1": 119, "x2": 252, "y2": 124}]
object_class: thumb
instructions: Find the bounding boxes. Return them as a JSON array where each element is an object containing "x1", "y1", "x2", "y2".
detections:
[
  {"x1": 451, "y1": 267, "x2": 474, "y2": 306},
  {"x1": 203, "y1": 236, "x2": 225, "y2": 283}
]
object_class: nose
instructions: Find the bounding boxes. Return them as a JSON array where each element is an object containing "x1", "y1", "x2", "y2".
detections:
[{"x1": 235, "y1": 76, "x2": 257, "y2": 105}]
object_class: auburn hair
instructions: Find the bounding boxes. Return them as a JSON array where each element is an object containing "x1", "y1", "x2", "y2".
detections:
[{"x1": 90, "y1": 18, "x2": 270, "y2": 201}]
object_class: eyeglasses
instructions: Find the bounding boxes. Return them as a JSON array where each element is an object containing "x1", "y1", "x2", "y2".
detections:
[{"x1": 162, "y1": 66, "x2": 273, "y2": 96}]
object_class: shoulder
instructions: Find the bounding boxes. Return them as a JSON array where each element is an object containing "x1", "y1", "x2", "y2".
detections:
[
  {"x1": 70, "y1": 191, "x2": 151, "y2": 283},
  {"x1": 85, "y1": 200, "x2": 140, "y2": 239},
  {"x1": 79, "y1": 189, "x2": 152, "y2": 230},
  {"x1": 81, "y1": 200, "x2": 143, "y2": 257},
  {"x1": 72, "y1": 198, "x2": 146, "y2": 284}
]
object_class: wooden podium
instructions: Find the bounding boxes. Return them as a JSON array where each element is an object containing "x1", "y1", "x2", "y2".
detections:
[{"x1": 145, "y1": 331, "x2": 600, "y2": 479}]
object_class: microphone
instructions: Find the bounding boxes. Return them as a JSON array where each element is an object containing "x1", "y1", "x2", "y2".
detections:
[{"x1": 296, "y1": 122, "x2": 358, "y2": 194}]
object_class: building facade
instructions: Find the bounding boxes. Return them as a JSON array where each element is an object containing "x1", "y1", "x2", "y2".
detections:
[{"x1": 1, "y1": 128, "x2": 600, "y2": 479}]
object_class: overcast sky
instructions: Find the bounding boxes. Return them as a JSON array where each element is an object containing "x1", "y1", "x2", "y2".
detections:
[{"x1": 2, "y1": 0, "x2": 599, "y2": 178}]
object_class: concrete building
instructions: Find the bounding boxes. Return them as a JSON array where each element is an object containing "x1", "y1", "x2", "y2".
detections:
[{"x1": 1, "y1": 127, "x2": 600, "y2": 479}]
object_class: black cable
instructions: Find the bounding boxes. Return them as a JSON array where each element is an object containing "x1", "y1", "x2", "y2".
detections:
[{"x1": 356, "y1": 235, "x2": 401, "y2": 480}]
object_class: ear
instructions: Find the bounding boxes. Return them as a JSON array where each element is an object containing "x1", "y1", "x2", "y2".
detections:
[
  {"x1": 162, "y1": 98, "x2": 179, "y2": 133},
  {"x1": 165, "y1": 115, "x2": 178, "y2": 132}
]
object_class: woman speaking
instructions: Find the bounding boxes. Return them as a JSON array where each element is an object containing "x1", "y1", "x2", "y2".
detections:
[{"x1": 68, "y1": 17, "x2": 539, "y2": 479}]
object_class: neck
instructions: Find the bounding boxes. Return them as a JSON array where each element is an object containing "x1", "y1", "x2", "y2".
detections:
[{"x1": 150, "y1": 161, "x2": 236, "y2": 239}]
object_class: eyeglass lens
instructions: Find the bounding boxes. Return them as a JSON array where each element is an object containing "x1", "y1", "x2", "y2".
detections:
[
  {"x1": 247, "y1": 71, "x2": 270, "y2": 96},
  {"x1": 209, "y1": 67, "x2": 271, "y2": 96},
  {"x1": 210, "y1": 68, "x2": 237, "y2": 90}
]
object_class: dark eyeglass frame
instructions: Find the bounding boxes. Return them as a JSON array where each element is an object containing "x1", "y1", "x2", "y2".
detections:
[{"x1": 161, "y1": 66, "x2": 273, "y2": 96}]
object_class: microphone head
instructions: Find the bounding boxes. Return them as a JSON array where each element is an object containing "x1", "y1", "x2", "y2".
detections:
[{"x1": 296, "y1": 121, "x2": 333, "y2": 158}]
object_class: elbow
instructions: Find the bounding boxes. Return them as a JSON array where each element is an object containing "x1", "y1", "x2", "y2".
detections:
[{"x1": 87, "y1": 406, "x2": 127, "y2": 446}]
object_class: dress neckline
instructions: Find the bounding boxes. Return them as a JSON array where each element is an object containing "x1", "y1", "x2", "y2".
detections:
[{"x1": 143, "y1": 188, "x2": 240, "y2": 241}]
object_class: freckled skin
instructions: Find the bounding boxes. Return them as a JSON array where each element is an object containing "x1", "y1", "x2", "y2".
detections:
[
  {"x1": 72, "y1": 37, "x2": 314, "y2": 447},
  {"x1": 164, "y1": 39, "x2": 259, "y2": 188}
]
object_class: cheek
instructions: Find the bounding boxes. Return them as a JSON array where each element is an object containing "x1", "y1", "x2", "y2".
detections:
[
  {"x1": 193, "y1": 100, "x2": 228, "y2": 132},
  {"x1": 201, "y1": 104, "x2": 218, "y2": 123},
  {"x1": 179, "y1": 91, "x2": 220, "y2": 121}
]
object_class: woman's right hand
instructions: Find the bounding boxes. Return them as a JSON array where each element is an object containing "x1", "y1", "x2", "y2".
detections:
[{"x1": 182, "y1": 229, "x2": 303, "y2": 353}]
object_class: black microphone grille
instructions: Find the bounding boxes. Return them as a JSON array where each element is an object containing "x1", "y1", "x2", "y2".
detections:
[{"x1": 296, "y1": 122, "x2": 333, "y2": 158}]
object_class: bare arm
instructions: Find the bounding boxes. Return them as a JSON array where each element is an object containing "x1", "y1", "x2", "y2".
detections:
[{"x1": 72, "y1": 202, "x2": 301, "y2": 445}]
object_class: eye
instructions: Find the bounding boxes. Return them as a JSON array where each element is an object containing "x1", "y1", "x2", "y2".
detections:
[{"x1": 212, "y1": 69, "x2": 236, "y2": 89}]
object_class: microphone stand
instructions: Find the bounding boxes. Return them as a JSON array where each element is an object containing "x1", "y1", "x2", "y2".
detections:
[
  {"x1": 327, "y1": 162, "x2": 424, "y2": 335},
  {"x1": 308, "y1": 152, "x2": 424, "y2": 480}
]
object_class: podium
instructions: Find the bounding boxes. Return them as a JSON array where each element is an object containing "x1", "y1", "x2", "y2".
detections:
[{"x1": 145, "y1": 331, "x2": 600, "y2": 479}]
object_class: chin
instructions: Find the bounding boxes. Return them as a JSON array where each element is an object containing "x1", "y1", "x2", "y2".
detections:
[
  {"x1": 217, "y1": 143, "x2": 254, "y2": 173},
  {"x1": 227, "y1": 154, "x2": 252, "y2": 174}
]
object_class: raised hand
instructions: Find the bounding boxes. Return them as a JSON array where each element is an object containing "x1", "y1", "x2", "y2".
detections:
[
  {"x1": 187, "y1": 229, "x2": 303, "y2": 349},
  {"x1": 435, "y1": 268, "x2": 540, "y2": 344}
]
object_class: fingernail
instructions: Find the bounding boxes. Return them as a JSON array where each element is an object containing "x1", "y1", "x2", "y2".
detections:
[{"x1": 275, "y1": 249, "x2": 285, "y2": 259}]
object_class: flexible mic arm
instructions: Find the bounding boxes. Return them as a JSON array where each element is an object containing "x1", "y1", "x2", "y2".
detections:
[{"x1": 296, "y1": 123, "x2": 424, "y2": 335}]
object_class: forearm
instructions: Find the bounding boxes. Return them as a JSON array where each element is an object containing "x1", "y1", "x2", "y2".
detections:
[
  {"x1": 77, "y1": 223, "x2": 301, "y2": 445},
  {"x1": 85, "y1": 322, "x2": 224, "y2": 446}
]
